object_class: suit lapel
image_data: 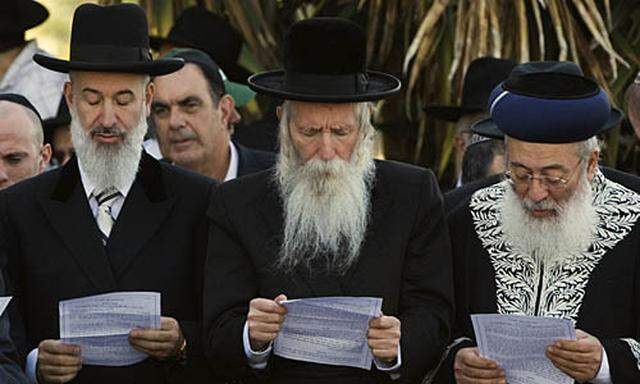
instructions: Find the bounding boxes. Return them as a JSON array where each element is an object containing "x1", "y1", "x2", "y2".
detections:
[
  {"x1": 338, "y1": 165, "x2": 391, "y2": 291},
  {"x1": 106, "y1": 153, "x2": 176, "y2": 279},
  {"x1": 39, "y1": 158, "x2": 117, "y2": 291}
]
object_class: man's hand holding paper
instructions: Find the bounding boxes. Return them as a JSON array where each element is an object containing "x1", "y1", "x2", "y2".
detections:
[
  {"x1": 367, "y1": 315, "x2": 401, "y2": 363},
  {"x1": 454, "y1": 347, "x2": 505, "y2": 384},
  {"x1": 247, "y1": 294, "x2": 288, "y2": 351},
  {"x1": 128, "y1": 316, "x2": 184, "y2": 361},
  {"x1": 36, "y1": 340, "x2": 82, "y2": 384},
  {"x1": 545, "y1": 329, "x2": 603, "y2": 383}
]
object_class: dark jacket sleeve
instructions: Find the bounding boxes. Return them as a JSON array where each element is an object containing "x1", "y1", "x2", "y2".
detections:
[
  {"x1": 401, "y1": 170, "x2": 454, "y2": 383},
  {"x1": 202, "y1": 187, "x2": 259, "y2": 381},
  {"x1": 431, "y1": 200, "x2": 477, "y2": 384},
  {"x1": 0, "y1": 194, "x2": 30, "y2": 383},
  {"x1": 600, "y1": 250, "x2": 640, "y2": 383}
]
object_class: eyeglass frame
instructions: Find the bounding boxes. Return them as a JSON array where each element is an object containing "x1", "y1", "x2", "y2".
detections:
[{"x1": 504, "y1": 157, "x2": 586, "y2": 191}]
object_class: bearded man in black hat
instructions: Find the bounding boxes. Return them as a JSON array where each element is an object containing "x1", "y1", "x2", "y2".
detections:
[
  {"x1": 0, "y1": 0, "x2": 66, "y2": 119},
  {"x1": 0, "y1": 4, "x2": 215, "y2": 384},
  {"x1": 433, "y1": 61, "x2": 640, "y2": 384},
  {"x1": 203, "y1": 17, "x2": 453, "y2": 384}
]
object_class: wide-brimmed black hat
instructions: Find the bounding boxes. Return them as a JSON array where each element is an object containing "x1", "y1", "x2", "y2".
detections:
[
  {"x1": 150, "y1": 6, "x2": 251, "y2": 84},
  {"x1": 425, "y1": 57, "x2": 517, "y2": 122},
  {"x1": 33, "y1": 3, "x2": 183, "y2": 76},
  {"x1": 248, "y1": 17, "x2": 401, "y2": 103},
  {"x1": 471, "y1": 61, "x2": 623, "y2": 143},
  {"x1": 0, "y1": 0, "x2": 48, "y2": 34}
]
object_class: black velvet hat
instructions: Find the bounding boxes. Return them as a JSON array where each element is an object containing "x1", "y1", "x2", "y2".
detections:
[
  {"x1": 471, "y1": 61, "x2": 623, "y2": 142},
  {"x1": 33, "y1": 4, "x2": 183, "y2": 76},
  {"x1": 425, "y1": 57, "x2": 517, "y2": 121},
  {"x1": 248, "y1": 17, "x2": 401, "y2": 102},
  {"x1": 149, "y1": 6, "x2": 251, "y2": 84}
]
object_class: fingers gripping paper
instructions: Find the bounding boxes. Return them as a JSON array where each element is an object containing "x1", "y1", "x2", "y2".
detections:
[
  {"x1": 274, "y1": 296, "x2": 382, "y2": 370},
  {"x1": 59, "y1": 292, "x2": 161, "y2": 366},
  {"x1": 472, "y1": 314, "x2": 575, "y2": 384}
]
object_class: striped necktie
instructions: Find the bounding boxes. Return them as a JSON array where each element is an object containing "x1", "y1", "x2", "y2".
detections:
[{"x1": 94, "y1": 187, "x2": 120, "y2": 245}]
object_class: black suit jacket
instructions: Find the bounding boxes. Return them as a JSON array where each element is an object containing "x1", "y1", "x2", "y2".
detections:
[
  {"x1": 0, "y1": 272, "x2": 28, "y2": 384},
  {"x1": 0, "y1": 153, "x2": 216, "y2": 384},
  {"x1": 203, "y1": 160, "x2": 454, "y2": 384},
  {"x1": 236, "y1": 143, "x2": 276, "y2": 178}
]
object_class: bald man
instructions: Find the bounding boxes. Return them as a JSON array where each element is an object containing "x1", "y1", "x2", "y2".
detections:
[{"x1": 0, "y1": 95, "x2": 51, "y2": 189}]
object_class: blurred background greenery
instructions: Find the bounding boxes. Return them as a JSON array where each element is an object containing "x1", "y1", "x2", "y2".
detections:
[{"x1": 29, "y1": 0, "x2": 640, "y2": 187}]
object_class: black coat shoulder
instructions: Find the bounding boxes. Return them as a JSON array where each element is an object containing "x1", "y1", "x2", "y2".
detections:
[{"x1": 236, "y1": 143, "x2": 276, "y2": 177}]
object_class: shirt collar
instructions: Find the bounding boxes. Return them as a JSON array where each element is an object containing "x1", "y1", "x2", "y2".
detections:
[
  {"x1": 224, "y1": 140, "x2": 239, "y2": 182},
  {"x1": 77, "y1": 159, "x2": 135, "y2": 199}
]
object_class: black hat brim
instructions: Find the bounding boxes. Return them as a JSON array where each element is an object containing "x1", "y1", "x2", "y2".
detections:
[
  {"x1": 471, "y1": 107, "x2": 624, "y2": 140},
  {"x1": 21, "y1": 1, "x2": 49, "y2": 30},
  {"x1": 43, "y1": 117, "x2": 70, "y2": 133},
  {"x1": 423, "y1": 104, "x2": 483, "y2": 122},
  {"x1": 248, "y1": 69, "x2": 401, "y2": 102},
  {"x1": 33, "y1": 54, "x2": 184, "y2": 76}
]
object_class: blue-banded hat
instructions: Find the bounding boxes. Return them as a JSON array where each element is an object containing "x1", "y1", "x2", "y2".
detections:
[{"x1": 471, "y1": 61, "x2": 623, "y2": 143}]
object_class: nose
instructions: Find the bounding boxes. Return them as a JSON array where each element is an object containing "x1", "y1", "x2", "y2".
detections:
[
  {"x1": 317, "y1": 132, "x2": 337, "y2": 161},
  {"x1": 168, "y1": 108, "x2": 185, "y2": 130},
  {"x1": 98, "y1": 101, "x2": 117, "y2": 127},
  {"x1": 526, "y1": 178, "x2": 549, "y2": 202}
]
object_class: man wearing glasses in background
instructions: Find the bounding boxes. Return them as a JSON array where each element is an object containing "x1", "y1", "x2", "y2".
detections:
[{"x1": 434, "y1": 61, "x2": 640, "y2": 384}]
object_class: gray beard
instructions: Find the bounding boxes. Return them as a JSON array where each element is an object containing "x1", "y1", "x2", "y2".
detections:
[
  {"x1": 276, "y1": 151, "x2": 375, "y2": 275},
  {"x1": 501, "y1": 174, "x2": 598, "y2": 266},
  {"x1": 70, "y1": 106, "x2": 146, "y2": 193}
]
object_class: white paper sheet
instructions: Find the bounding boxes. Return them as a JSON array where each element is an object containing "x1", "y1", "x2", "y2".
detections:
[
  {"x1": 274, "y1": 296, "x2": 382, "y2": 370},
  {"x1": 471, "y1": 314, "x2": 575, "y2": 384},
  {"x1": 0, "y1": 297, "x2": 12, "y2": 316},
  {"x1": 59, "y1": 291, "x2": 160, "y2": 366}
]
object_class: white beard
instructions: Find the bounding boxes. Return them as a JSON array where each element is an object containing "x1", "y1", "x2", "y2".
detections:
[
  {"x1": 276, "y1": 138, "x2": 375, "y2": 275},
  {"x1": 501, "y1": 174, "x2": 598, "y2": 265},
  {"x1": 70, "y1": 105, "x2": 147, "y2": 193}
]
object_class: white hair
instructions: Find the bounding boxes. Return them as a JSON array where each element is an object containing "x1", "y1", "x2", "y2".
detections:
[
  {"x1": 69, "y1": 101, "x2": 146, "y2": 193},
  {"x1": 275, "y1": 101, "x2": 376, "y2": 274},
  {"x1": 501, "y1": 167, "x2": 598, "y2": 266}
]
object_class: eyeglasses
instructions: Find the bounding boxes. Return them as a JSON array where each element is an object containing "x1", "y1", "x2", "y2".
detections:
[{"x1": 504, "y1": 158, "x2": 584, "y2": 192}]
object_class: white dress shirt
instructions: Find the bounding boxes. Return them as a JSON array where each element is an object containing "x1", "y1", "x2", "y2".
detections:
[{"x1": 223, "y1": 141, "x2": 239, "y2": 182}]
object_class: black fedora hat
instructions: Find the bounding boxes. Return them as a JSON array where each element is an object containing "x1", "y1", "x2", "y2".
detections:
[
  {"x1": 33, "y1": 3, "x2": 183, "y2": 76},
  {"x1": 149, "y1": 6, "x2": 251, "y2": 84},
  {"x1": 248, "y1": 17, "x2": 401, "y2": 103},
  {"x1": 0, "y1": 0, "x2": 48, "y2": 34},
  {"x1": 471, "y1": 61, "x2": 623, "y2": 143},
  {"x1": 425, "y1": 57, "x2": 517, "y2": 122}
]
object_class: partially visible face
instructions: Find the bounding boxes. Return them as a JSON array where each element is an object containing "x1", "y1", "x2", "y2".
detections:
[
  {"x1": 505, "y1": 137, "x2": 597, "y2": 218},
  {"x1": 64, "y1": 71, "x2": 153, "y2": 146},
  {"x1": 152, "y1": 64, "x2": 232, "y2": 167},
  {"x1": 52, "y1": 125, "x2": 74, "y2": 166},
  {"x1": 282, "y1": 102, "x2": 360, "y2": 164},
  {"x1": 0, "y1": 104, "x2": 49, "y2": 189}
]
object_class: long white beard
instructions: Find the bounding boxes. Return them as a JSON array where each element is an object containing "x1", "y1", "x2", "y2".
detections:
[
  {"x1": 70, "y1": 105, "x2": 147, "y2": 192},
  {"x1": 276, "y1": 141, "x2": 375, "y2": 275},
  {"x1": 501, "y1": 174, "x2": 598, "y2": 265}
]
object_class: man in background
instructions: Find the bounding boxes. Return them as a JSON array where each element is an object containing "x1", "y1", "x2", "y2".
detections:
[
  {"x1": 152, "y1": 48, "x2": 274, "y2": 181},
  {"x1": 0, "y1": 93, "x2": 51, "y2": 190}
]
